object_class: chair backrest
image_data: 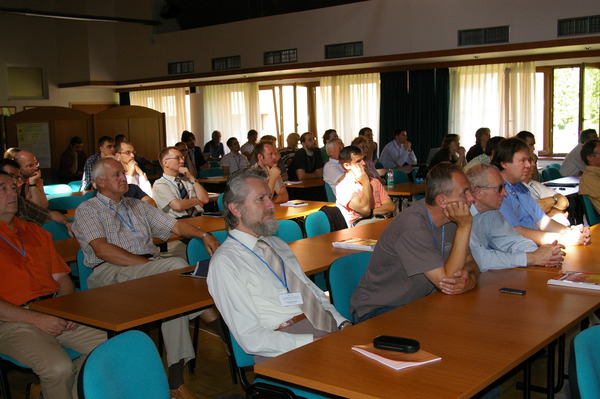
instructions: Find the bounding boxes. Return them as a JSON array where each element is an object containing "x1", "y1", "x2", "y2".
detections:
[
  {"x1": 541, "y1": 166, "x2": 562, "y2": 182},
  {"x1": 573, "y1": 325, "x2": 600, "y2": 399},
  {"x1": 68, "y1": 180, "x2": 82, "y2": 192},
  {"x1": 79, "y1": 330, "x2": 169, "y2": 399},
  {"x1": 209, "y1": 161, "x2": 222, "y2": 168},
  {"x1": 198, "y1": 168, "x2": 224, "y2": 178},
  {"x1": 82, "y1": 191, "x2": 95, "y2": 200},
  {"x1": 76, "y1": 249, "x2": 93, "y2": 291},
  {"x1": 324, "y1": 182, "x2": 336, "y2": 202},
  {"x1": 305, "y1": 211, "x2": 331, "y2": 238},
  {"x1": 374, "y1": 161, "x2": 384, "y2": 169},
  {"x1": 42, "y1": 219, "x2": 72, "y2": 241},
  {"x1": 48, "y1": 196, "x2": 86, "y2": 211},
  {"x1": 186, "y1": 230, "x2": 229, "y2": 265},
  {"x1": 44, "y1": 184, "x2": 72, "y2": 196},
  {"x1": 217, "y1": 193, "x2": 224, "y2": 211},
  {"x1": 581, "y1": 195, "x2": 600, "y2": 226},
  {"x1": 547, "y1": 163, "x2": 562, "y2": 170},
  {"x1": 274, "y1": 220, "x2": 303, "y2": 243},
  {"x1": 327, "y1": 252, "x2": 372, "y2": 320},
  {"x1": 392, "y1": 170, "x2": 409, "y2": 183}
]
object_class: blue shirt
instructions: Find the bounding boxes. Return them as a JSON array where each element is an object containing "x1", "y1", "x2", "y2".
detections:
[
  {"x1": 379, "y1": 141, "x2": 417, "y2": 169},
  {"x1": 470, "y1": 205, "x2": 538, "y2": 272},
  {"x1": 499, "y1": 179, "x2": 545, "y2": 230}
]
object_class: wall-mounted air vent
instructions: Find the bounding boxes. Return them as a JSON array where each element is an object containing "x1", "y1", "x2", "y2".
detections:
[
  {"x1": 558, "y1": 15, "x2": 600, "y2": 37},
  {"x1": 458, "y1": 26, "x2": 509, "y2": 46},
  {"x1": 168, "y1": 61, "x2": 194, "y2": 75},
  {"x1": 264, "y1": 49, "x2": 297, "y2": 65},
  {"x1": 212, "y1": 56, "x2": 241, "y2": 71},
  {"x1": 324, "y1": 41, "x2": 363, "y2": 59}
]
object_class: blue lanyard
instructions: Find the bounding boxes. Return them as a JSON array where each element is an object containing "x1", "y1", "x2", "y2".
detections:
[
  {"x1": 0, "y1": 228, "x2": 26, "y2": 257},
  {"x1": 162, "y1": 175, "x2": 184, "y2": 199},
  {"x1": 426, "y1": 210, "x2": 445, "y2": 257},
  {"x1": 228, "y1": 233, "x2": 289, "y2": 291},
  {"x1": 97, "y1": 197, "x2": 135, "y2": 232}
]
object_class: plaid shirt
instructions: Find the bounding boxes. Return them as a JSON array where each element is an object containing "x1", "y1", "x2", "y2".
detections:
[
  {"x1": 81, "y1": 153, "x2": 101, "y2": 191},
  {"x1": 72, "y1": 192, "x2": 176, "y2": 267},
  {"x1": 17, "y1": 196, "x2": 49, "y2": 226}
]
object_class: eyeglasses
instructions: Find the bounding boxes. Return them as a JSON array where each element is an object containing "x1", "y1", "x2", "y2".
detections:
[
  {"x1": 119, "y1": 151, "x2": 135, "y2": 156},
  {"x1": 478, "y1": 184, "x2": 505, "y2": 193},
  {"x1": 24, "y1": 163, "x2": 39, "y2": 169},
  {"x1": 165, "y1": 156, "x2": 185, "y2": 161}
]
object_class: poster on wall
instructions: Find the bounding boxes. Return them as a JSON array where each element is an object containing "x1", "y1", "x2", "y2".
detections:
[{"x1": 17, "y1": 122, "x2": 51, "y2": 168}]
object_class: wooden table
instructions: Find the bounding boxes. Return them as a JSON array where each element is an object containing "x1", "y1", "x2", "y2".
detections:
[
  {"x1": 29, "y1": 267, "x2": 212, "y2": 332},
  {"x1": 255, "y1": 268, "x2": 600, "y2": 399},
  {"x1": 54, "y1": 201, "x2": 333, "y2": 263},
  {"x1": 197, "y1": 176, "x2": 228, "y2": 184},
  {"x1": 385, "y1": 182, "x2": 426, "y2": 196},
  {"x1": 284, "y1": 178, "x2": 324, "y2": 189}
]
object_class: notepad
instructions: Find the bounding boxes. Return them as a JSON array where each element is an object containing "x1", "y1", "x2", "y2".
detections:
[
  {"x1": 352, "y1": 344, "x2": 441, "y2": 370},
  {"x1": 547, "y1": 271, "x2": 600, "y2": 291},
  {"x1": 280, "y1": 200, "x2": 308, "y2": 207},
  {"x1": 332, "y1": 238, "x2": 378, "y2": 251}
]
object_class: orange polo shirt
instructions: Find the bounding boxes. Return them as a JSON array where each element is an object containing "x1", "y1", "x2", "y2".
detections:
[{"x1": 0, "y1": 217, "x2": 70, "y2": 306}]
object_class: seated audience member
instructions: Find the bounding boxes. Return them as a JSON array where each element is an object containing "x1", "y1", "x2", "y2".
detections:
[
  {"x1": 181, "y1": 130, "x2": 209, "y2": 172},
  {"x1": 466, "y1": 164, "x2": 565, "y2": 271},
  {"x1": 3, "y1": 147, "x2": 21, "y2": 160},
  {"x1": 15, "y1": 150, "x2": 48, "y2": 208},
  {"x1": 241, "y1": 129, "x2": 258, "y2": 161},
  {"x1": 429, "y1": 134, "x2": 467, "y2": 170},
  {"x1": 561, "y1": 128, "x2": 598, "y2": 177},
  {"x1": 0, "y1": 171, "x2": 106, "y2": 399},
  {"x1": 221, "y1": 137, "x2": 249, "y2": 175},
  {"x1": 523, "y1": 156, "x2": 570, "y2": 226},
  {"x1": 358, "y1": 127, "x2": 378, "y2": 161},
  {"x1": 320, "y1": 129, "x2": 338, "y2": 162},
  {"x1": 579, "y1": 138, "x2": 600, "y2": 214},
  {"x1": 466, "y1": 127, "x2": 491, "y2": 162},
  {"x1": 287, "y1": 132, "x2": 324, "y2": 181},
  {"x1": 204, "y1": 130, "x2": 225, "y2": 162},
  {"x1": 464, "y1": 136, "x2": 504, "y2": 172},
  {"x1": 379, "y1": 128, "x2": 417, "y2": 171},
  {"x1": 1, "y1": 159, "x2": 74, "y2": 233},
  {"x1": 279, "y1": 132, "x2": 300, "y2": 166},
  {"x1": 336, "y1": 146, "x2": 395, "y2": 227},
  {"x1": 115, "y1": 141, "x2": 152, "y2": 197},
  {"x1": 92, "y1": 181, "x2": 156, "y2": 207},
  {"x1": 352, "y1": 136, "x2": 384, "y2": 183},
  {"x1": 175, "y1": 141, "x2": 197, "y2": 178},
  {"x1": 351, "y1": 163, "x2": 480, "y2": 323},
  {"x1": 492, "y1": 138, "x2": 590, "y2": 246},
  {"x1": 58, "y1": 136, "x2": 87, "y2": 183},
  {"x1": 323, "y1": 138, "x2": 345, "y2": 195},
  {"x1": 153, "y1": 147, "x2": 209, "y2": 218},
  {"x1": 515, "y1": 131, "x2": 540, "y2": 181},
  {"x1": 81, "y1": 136, "x2": 114, "y2": 191},
  {"x1": 208, "y1": 168, "x2": 351, "y2": 361},
  {"x1": 254, "y1": 142, "x2": 289, "y2": 204},
  {"x1": 72, "y1": 157, "x2": 220, "y2": 399}
]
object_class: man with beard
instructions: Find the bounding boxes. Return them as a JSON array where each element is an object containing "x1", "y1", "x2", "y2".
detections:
[
  {"x1": 287, "y1": 132, "x2": 324, "y2": 181},
  {"x1": 208, "y1": 168, "x2": 350, "y2": 361},
  {"x1": 492, "y1": 138, "x2": 590, "y2": 246}
]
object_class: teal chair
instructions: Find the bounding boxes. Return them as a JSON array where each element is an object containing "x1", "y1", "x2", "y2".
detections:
[
  {"x1": 82, "y1": 191, "x2": 95, "y2": 200},
  {"x1": 274, "y1": 220, "x2": 303, "y2": 243},
  {"x1": 217, "y1": 193, "x2": 224, "y2": 211},
  {"x1": 76, "y1": 249, "x2": 93, "y2": 291},
  {"x1": 392, "y1": 170, "x2": 409, "y2": 184},
  {"x1": 78, "y1": 331, "x2": 169, "y2": 399},
  {"x1": 327, "y1": 252, "x2": 372, "y2": 320},
  {"x1": 374, "y1": 161, "x2": 384, "y2": 169},
  {"x1": 198, "y1": 168, "x2": 224, "y2": 178},
  {"x1": 42, "y1": 218, "x2": 73, "y2": 241},
  {"x1": 1, "y1": 346, "x2": 81, "y2": 399},
  {"x1": 67, "y1": 180, "x2": 82, "y2": 192},
  {"x1": 324, "y1": 182, "x2": 335, "y2": 202},
  {"x1": 186, "y1": 230, "x2": 228, "y2": 265},
  {"x1": 208, "y1": 161, "x2": 222, "y2": 168},
  {"x1": 48, "y1": 196, "x2": 86, "y2": 210},
  {"x1": 581, "y1": 195, "x2": 600, "y2": 226},
  {"x1": 305, "y1": 211, "x2": 331, "y2": 238},
  {"x1": 572, "y1": 325, "x2": 600, "y2": 399},
  {"x1": 223, "y1": 324, "x2": 328, "y2": 398},
  {"x1": 541, "y1": 166, "x2": 561, "y2": 182},
  {"x1": 44, "y1": 184, "x2": 72, "y2": 197},
  {"x1": 547, "y1": 163, "x2": 561, "y2": 170}
]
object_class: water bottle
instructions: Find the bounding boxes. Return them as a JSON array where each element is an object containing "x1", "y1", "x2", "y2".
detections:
[{"x1": 386, "y1": 169, "x2": 394, "y2": 189}]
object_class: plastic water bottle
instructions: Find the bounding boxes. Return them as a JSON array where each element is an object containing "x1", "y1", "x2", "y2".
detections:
[{"x1": 386, "y1": 169, "x2": 394, "y2": 189}]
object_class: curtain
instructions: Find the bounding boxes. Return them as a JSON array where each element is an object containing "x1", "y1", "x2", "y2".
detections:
[
  {"x1": 449, "y1": 62, "x2": 537, "y2": 150},
  {"x1": 319, "y1": 73, "x2": 380, "y2": 146},
  {"x1": 379, "y1": 69, "x2": 449, "y2": 164},
  {"x1": 130, "y1": 88, "x2": 188, "y2": 145},
  {"x1": 203, "y1": 82, "x2": 260, "y2": 151}
]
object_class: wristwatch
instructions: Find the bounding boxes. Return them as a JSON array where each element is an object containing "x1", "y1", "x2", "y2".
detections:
[
  {"x1": 552, "y1": 195, "x2": 558, "y2": 205},
  {"x1": 338, "y1": 320, "x2": 352, "y2": 330},
  {"x1": 200, "y1": 232, "x2": 213, "y2": 240}
]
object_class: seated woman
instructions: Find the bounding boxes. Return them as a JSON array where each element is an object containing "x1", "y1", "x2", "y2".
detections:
[{"x1": 428, "y1": 134, "x2": 467, "y2": 170}]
